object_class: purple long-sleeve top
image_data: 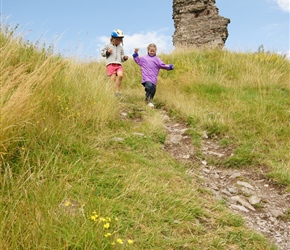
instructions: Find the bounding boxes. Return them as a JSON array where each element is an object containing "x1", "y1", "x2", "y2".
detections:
[{"x1": 133, "y1": 53, "x2": 173, "y2": 85}]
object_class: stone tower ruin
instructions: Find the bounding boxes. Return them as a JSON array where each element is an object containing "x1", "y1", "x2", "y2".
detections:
[{"x1": 172, "y1": 0, "x2": 230, "y2": 49}]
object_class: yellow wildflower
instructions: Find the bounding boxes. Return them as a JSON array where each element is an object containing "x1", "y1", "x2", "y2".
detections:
[
  {"x1": 117, "y1": 238, "x2": 123, "y2": 244},
  {"x1": 64, "y1": 201, "x2": 71, "y2": 207},
  {"x1": 104, "y1": 233, "x2": 112, "y2": 237},
  {"x1": 128, "y1": 239, "x2": 133, "y2": 244},
  {"x1": 90, "y1": 215, "x2": 98, "y2": 222},
  {"x1": 99, "y1": 217, "x2": 106, "y2": 222},
  {"x1": 103, "y1": 223, "x2": 110, "y2": 229}
]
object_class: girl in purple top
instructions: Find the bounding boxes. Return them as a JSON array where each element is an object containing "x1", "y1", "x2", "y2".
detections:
[{"x1": 133, "y1": 43, "x2": 174, "y2": 107}]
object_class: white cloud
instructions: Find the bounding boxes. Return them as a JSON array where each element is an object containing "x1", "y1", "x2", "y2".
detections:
[
  {"x1": 96, "y1": 30, "x2": 174, "y2": 59},
  {"x1": 275, "y1": 0, "x2": 290, "y2": 12}
]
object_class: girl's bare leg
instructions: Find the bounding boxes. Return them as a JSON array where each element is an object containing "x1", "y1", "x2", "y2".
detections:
[
  {"x1": 116, "y1": 71, "x2": 123, "y2": 93},
  {"x1": 110, "y1": 74, "x2": 116, "y2": 92}
]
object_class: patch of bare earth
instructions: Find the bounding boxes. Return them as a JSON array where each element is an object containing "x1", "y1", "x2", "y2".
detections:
[{"x1": 161, "y1": 111, "x2": 290, "y2": 250}]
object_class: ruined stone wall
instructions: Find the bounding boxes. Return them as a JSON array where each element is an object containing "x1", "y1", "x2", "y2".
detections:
[{"x1": 172, "y1": 0, "x2": 230, "y2": 49}]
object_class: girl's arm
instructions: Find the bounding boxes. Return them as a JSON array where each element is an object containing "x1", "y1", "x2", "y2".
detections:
[
  {"x1": 132, "y1": 50, "x2": 141, "y2": 65},
  {"x1": 120, "y1": 47, "x2": 128, "y2": 62},
  {"x1": 101, "y1": 44, "x2": 111, "y2": 57},
  {"x1": 157, "y1": 57, "x2": 174, "y2": 70}
]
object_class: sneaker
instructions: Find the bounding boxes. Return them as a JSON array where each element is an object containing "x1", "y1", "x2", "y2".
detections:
[{"x1": 148, "y1": 102, "x2": 154, "y2": 107}]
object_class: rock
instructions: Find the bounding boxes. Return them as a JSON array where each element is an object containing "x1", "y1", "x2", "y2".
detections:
[
  {"x1": 221, "y1": 189, "x2": 232, "y2": 196},
  {"x1": 212, "y1": 190, "x2": 223, "y2": 200},
  {"x1": 202, "y1": 168, "x2": 211, "y2": 174},
  {"x1": 230, "y1": 204, "x2": 249, "y2": 213},
  {"x1": 210, "y1": 183, "x2": 219, "y2": 190},
  {"x1": 237, "y1": 181, "x2": 255, "y2": 190},
  {"x1": 231, "y1": 196, "x2": 256, "y2": 211},
  {"x1": 180, "y1": 128, "x2": 188, "y2": 134},
  {"x1": 202, "y1": 131, "x2": 208, "y2": 138},
  {"x1": 241, "y1": 187, "x2": 256, "y2": 196},
  {"x1": 207, "y1": 150, "x2": 224, "y2": 157},
  {"x1": 248, "y1": 195, "x2": 261, "y2": 205},
  {"x1": 227, "y1": 187, "x2": 238, "y2": 194},
  {"x1": 229, "y1": 172, "x2": 241, "y2": 179},
  {"x1": 269, "y1": 209, "x2": 284, "y2": 218},
  {"x1": 213, "y1": 172, "x2": 220, "y2": 179},
  {"x1": 170, "y1": 135, "x2": 182, "y2": 144},
  {"x1": 172, "y1": 0, "x2": 230, "y2": 49},
  {"x1": 163, "y1": 115, "x2": 170, "y2": 122}
]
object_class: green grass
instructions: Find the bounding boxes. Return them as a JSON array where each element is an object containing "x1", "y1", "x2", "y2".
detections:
[
  {"x1": 159, "y1": 49, "x2": 290, "y2": 183},
  {"x1": 1, "y1": 25, "x2": 288, "y2": 249}
]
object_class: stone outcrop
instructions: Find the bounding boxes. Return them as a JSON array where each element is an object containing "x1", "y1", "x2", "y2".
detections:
[{"x1": 172, "y1": 0, "x2": 230, "y2": 49}]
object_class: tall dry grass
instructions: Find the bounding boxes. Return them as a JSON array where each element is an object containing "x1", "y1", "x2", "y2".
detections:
[
  {"x1": 0, "y1": 29, "x2": 121, "y2": 170},
  {"x1": 0, "y1": 27, "x2": 287, "y2": 249}
]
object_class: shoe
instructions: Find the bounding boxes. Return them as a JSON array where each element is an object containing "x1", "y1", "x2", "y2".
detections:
[
  {"x1": 148, "y1": 102, "x2": 154, "y2": 107},
  {"x1": 115, "y1": 92, "x2": 121, "y2": 97}
]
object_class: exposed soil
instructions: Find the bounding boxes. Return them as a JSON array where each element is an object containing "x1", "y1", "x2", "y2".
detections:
[
  {"x1": 120, "y1": 103, "x2": 289, "y2": 249},
  {"x1": 161, "y1": 110, "x2": 290, "y2": 250}
]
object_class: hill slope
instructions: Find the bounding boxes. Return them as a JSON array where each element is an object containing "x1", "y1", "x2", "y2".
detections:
[{"x1": 1, "y1": 27, "x2": 289, "y2": 249}]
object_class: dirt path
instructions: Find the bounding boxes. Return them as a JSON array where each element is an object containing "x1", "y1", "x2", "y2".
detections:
[{"x1": 161, "y1": 111, "x2": 290, "y2": 250}]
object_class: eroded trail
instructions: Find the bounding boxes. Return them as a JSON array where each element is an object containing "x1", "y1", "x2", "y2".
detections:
[{"x1": 161, "y1": 111, "x2": 290, "y2": 250}]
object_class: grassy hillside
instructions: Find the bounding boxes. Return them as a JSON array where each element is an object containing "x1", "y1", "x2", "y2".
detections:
[
  {"x1": 1, "y1": 26, "x2": 289, "y2": 249},
  {"x1": 158, "y1": 49, "x2": 290, "y2": 185}
]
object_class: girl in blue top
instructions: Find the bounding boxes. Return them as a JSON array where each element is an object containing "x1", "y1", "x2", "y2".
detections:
[{"x1": 133, "y1": 43, "x2": 174, "y2": 107}]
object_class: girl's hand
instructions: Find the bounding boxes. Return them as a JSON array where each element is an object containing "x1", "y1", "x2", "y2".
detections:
[
  {"x1": 108, "y1": 48, "x2": 113, "y2": 53},
  {"x1": 134, "y1": 48, "x2": 139, "y2": 53}
]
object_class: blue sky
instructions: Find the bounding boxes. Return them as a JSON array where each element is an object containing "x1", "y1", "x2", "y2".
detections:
[{"x1": 1, "y1": 0, "x2": 289, "y2": 60}]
